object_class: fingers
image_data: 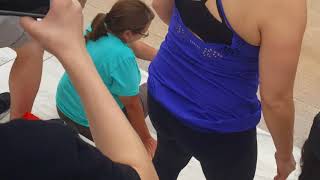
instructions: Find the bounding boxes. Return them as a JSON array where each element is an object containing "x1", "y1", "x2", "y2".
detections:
[
  {"x1": 274, "y1": 168, "x2": 280, "y2": 180},
  {"x1": 72, "y1": 0, "x2": 82, "y2": 8},
  {"x1": 274, "y1": 152, "x2": 296, "y2": 180},
  {"x1": 20, "y1": 17, "x2": 36, "y2": 31},
  {"x1": 274, "y1": 166, "x2": 295, "y2": 180},
  {"x1": 47, "y1": 0, "x2": 81, "y2": 19},
  {"x1": 51, "y1": 0, "x2": 74, "y2": 10},
  {"x1": 274, "y1": 174, "x2": 284, "y2": 180},
  {"x1": 20, "y1": 17, "x2": 39, "y2": 38}
]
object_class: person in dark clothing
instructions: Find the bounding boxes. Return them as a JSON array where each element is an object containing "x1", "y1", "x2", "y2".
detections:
[
  {"x1": 0, "y1": 92, "x2": 10, "y2": 119},
  {"x1": 0, "y1": 119, "x2": 141, "y2": 180},
  {"x1": 299, "y1": 112, "x2": 320, "y2": 180}
]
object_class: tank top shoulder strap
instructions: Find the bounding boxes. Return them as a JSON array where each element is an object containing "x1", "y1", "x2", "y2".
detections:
[
  {"x1": 201, "y1": 0, "x2": 225, "y2": 24},
  {"x1": 216, "y1": 0, "x2": 233, "y2": 31}
]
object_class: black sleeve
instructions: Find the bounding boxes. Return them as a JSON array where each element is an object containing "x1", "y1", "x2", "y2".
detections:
[
  {"x1": 75, "y1": 135, "x2": 141, "y2": 180},
  {"x1": 0, "y1": 119, "x2": 141, "y2": 180}
]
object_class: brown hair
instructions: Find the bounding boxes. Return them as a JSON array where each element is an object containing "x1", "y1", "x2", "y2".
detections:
[{"x1": 85, "y1": 0, "x2": 154, "y2": 43}]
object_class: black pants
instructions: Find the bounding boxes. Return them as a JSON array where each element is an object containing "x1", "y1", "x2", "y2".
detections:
[
  {"x1": 57, "y1": 83, "x2": 149, "y2": 141},
  {"x1": 148, "y1": 94, "x2": 257, "y2": 180}
]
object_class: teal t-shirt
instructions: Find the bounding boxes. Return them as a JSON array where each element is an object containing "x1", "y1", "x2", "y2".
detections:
[{"x1": 56, "y1": 33, "x2": 141, "y2": 127}]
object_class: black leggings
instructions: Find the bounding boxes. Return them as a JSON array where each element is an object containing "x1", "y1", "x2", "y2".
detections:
[{"x1": 148, "y1": 94, "x2": 257, "y2": 180}]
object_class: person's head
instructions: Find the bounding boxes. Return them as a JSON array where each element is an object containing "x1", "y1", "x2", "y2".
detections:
[
  {"x1": 85, "y1": 0, "x2": 154, "y2": 43},
  {"x1": 299, "y1": 112, "x2": 320, "y2": 180}
]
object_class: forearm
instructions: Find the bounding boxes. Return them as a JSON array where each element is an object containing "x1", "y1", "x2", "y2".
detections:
[
  {"x1": 129, "y1": 41, "x2": 157, "y2": 61},
  {"x1": 125, "y1": 102, "x2": 152, "y2": 141},
  {"x1": 58, "y1": 51, "x2": 157, "y2": 179},
  {"x1": 262, "y1": 98, "x2": 295, "y2": 157}
]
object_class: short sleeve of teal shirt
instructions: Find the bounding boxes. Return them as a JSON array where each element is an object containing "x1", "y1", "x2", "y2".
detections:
[{"x1": 109, "y1": 57, "x2": 140, "y2": 97}]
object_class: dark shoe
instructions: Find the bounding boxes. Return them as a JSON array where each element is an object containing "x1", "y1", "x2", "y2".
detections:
[{"x1": 0, "y1": 92, "x2": 10, "y2": 119}]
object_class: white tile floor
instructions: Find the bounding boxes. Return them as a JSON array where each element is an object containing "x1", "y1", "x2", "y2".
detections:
[
  {"x1": 0, "y1": 47, "x2": 16, "y2": 66},
  {"x1": 0, "y1": 48, "x2": 302, "y2": 179}
]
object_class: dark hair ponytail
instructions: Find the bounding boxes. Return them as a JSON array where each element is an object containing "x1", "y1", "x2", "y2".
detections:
[
  {"x1": 84, "y1": 0, "x2": 155, "y2": 43},
  {"x1": 84, "y1": 13, "x2": 108, "y2": 43}
]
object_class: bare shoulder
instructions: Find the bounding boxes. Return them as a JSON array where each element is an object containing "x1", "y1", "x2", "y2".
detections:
[{"x1": 257, "y1": 0, "x2": 307, "y2": 32}]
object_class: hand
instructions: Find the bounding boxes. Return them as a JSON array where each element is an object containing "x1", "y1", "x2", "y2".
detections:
[
  {"x1": 20, "y1": 0, "x2": 84, "y2": 60},
  {"x1": 143, "y1": 137, "x2": 157, "y2": 159},
  {"x1": 274, "y1": 152, "x2": 296, "y2": 180}
]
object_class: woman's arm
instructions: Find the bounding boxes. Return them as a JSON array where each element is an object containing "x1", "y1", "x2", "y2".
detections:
[
  {"x1": 120, "y1": 95, "x2": 157, "y2": 157},
  {"x1": 129, "y1": 41, "x2": 158, "y2": 61},
  {"x1": 258, "y1": 1, "x2": 307, "y2": 180},
  {"x1": 20, "y1": 0, "x2": 158, "y2": 179},
  {"x1": 152, "y1": 0, "x2": 174, "y2": 25}
]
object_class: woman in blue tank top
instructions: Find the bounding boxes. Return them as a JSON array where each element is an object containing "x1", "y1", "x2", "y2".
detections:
[{"x1": 147, "y1": 0, "x2": 307, "y2": 179}]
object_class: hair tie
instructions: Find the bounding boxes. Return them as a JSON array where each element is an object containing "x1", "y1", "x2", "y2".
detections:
[
  {"x1": 103, "y1": 12, "x2": 111, "y2": 29},
  {"x1": 105, "y1": 12, "x2": 111, "y2": 22},
  {"x1": 104, "y1": 22, "x2": 108, "y2": 29}
]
